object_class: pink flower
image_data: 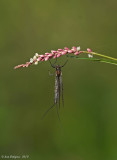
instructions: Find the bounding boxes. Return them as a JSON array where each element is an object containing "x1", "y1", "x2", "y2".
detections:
[
  {"x1": 68, "y1": 50, "x2": 73, "y2": 53},
  {"x1": 14, "y1": 46, "x2": 93, "y2": 69},
  {"x1": 51, "y1": 50, "x2": 57, "y2": 54},
  {"x1": 45, "y1": 56, "x2": 49, "y2": 61},
  {"x1": 38, "y1": 57, "x2": 42, "y2": 61},
  {"x1": 64, "y1": 47, "x2": 69, "y2": 50},
  {"x1": 74, "y1": 51, "x2": 79, "y2": 55},
  {"x1": 57, "y1": 53, "x2": 61, "y2": 57},
  {"x1": 45, "y1": 52, "x2": 50, "y2": 55},
  {"x1": 53, "y1": 55, "x2": 57, "y2": 59},
  {"x1": 87, "y1": 48, "x2": 92, "y2": 52},
  {"x1": 58, "y1": 49, "x2": 63, "y2": 51},
  {"x1": 33, "y1": 59, "x2": 37, "y2": 63},
  {"x1": 40, "y1": 55, "x2": 45, "y2": 58},
  {"x1": 48, "y1": 53, "x2": 53, "y2": 57},
  {"x1": 62, "y1": 51, "x2": 67, "y2": 55},
  {"x1": 14, "y1": 64, "x2": 23, "y2": 69},
  {"x1": 72, "y1": 46, "x2": 77, "y2": 52},
  {"x1": 41, "y1": 58, "x2": 45, "y2": 61}
]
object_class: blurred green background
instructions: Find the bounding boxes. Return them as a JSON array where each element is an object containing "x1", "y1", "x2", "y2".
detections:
[{"x1": 0, "y1": 0, "x2": 117, "y2": 160}]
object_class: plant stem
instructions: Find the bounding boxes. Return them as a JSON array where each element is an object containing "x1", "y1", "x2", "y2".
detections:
[
  {"x1": 83, "y1": 51, "x2": 117, "y2": 61},
  {"x1": 67, "y1": 55, "x2": 117, "y2": 66}
]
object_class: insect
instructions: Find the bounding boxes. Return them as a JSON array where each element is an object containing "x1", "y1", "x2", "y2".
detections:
[{"x1": 42, "y1": 59, "x2": 68, "y2": 121}]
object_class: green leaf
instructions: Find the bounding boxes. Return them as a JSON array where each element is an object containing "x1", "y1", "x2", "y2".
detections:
[{"x1": 66, "y1": 55, "x2": 117, "y2": 66}]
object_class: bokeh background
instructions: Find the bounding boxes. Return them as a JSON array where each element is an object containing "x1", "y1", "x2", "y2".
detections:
[{"x1": 0, "y1": 0, "x2": 117, "y2": 160}]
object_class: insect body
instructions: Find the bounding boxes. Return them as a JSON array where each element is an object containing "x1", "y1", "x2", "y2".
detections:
[
  {"x1": 55, "y1": 65, "x2": 63, "y2": 108},
  {"x1": 54, "y1": 65, "x2": 63, "y2": 120},
  {"x1": 42, "y1": 60, "x2": 68, "y2": 121}
]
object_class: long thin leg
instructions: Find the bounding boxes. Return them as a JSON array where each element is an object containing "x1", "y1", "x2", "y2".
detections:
[
  {"x1": 48, "y1": 70, "x2": 54, "y2": 76},
  {"x1": 61, "y1": 60, "x2": 68, "y2": 67},
  {"x1": 60, "y1": 74, "x2": 64, "y2": 107},
  {"x1": 53, "y1": 56, "x2": 57, "y2": 65},
  {"x1": 49, "y1": 57, "x2": 57, "y2": 68},
  {"x1": 49, "y1": 59, "x2": 55, "y2": 68},
  {"x1": 55, "y1": 103, "x2": 61, "y2": 122},
  {"x1": 41, "y1": 104, "x2": 55, "y2": 120},
  {"x1": 58, "y1": 76, "x2": 61, "y2": 109},
  {"x1": 55, "y1": 76, "x2": 61, "y2": 121}
]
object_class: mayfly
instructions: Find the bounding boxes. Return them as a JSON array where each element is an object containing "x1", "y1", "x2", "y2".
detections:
[{"x1": 42, "y1": 59, "x2": 68, "y2": 121}]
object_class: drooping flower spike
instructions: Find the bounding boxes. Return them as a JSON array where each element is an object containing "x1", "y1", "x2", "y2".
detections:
[
  {"x1": 14, "y1": 45, "x2": 117, "y2": 69},
  {"x1": 14, "y1": 46, "x2": 81, "y2": 69}
]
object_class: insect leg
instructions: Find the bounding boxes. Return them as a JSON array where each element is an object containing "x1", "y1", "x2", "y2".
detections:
[
  {"x1": 61, "y1": 60, "x2": 68, "y2": 67},
  {"x1": 55, "y1": 76, "x2": 61, "y2": 121},
  {"x1": 58, "y1": 76, "x2": 61, "y2": 109},
  {"x1": 60, "y1": 73, "x2": 64, "y2": 107},
  {"x1": 49, "y1": 57, "x2": 57, "y2": 68},
  {"x1": 48, "y1": 70, "x2": 54, "y2": 76},
  {"x1": 41, "y1": 103, "x2": 55, "y2": 120},
  {"x1": 55, "y1": 103, "x2": 61, "y2": 122}
]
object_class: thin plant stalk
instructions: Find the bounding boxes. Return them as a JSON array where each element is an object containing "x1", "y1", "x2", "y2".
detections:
[{"x1": 82, "y1": 51, "x2": 117, "y2": 61}]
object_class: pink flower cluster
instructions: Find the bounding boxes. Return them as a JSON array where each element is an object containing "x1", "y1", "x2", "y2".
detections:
[{"x1": 14, "y1": 46, "x2": 92, "y2": 69}]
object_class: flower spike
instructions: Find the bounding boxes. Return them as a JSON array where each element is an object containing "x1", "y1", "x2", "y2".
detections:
[{"x1": 14, "y1": 45, "x2": 117, "y2": 69}]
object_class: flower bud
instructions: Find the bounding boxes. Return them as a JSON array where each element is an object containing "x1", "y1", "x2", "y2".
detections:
[
  {"x1": 48, "y1": 53, "x2": 53, "y2": 57},
  {"x1": 57, "y1": 53, "x2": 61, "y2": 57},
  {"x1": 53, "y1": 55, "x2": 57, "y2": 59},
  {"x1": 35, "y1": 53, "x2": 39, "y2": 57},
  {"x1": 45, "y1": 56, "x2": 49, "y2": 61},
  {"x1": 68, "y1": 50, "x2": 73, "y2": 53},
  {"x1": 30, "y1": 58, "x2": 33, "y2": 63},
  {"x1": 77, "y1": 46, "x2": 80, "y2": 51},
  {"x1": 64, "y1": 47, "x2": 69, "y2": 50},
  {"x1": 51, "y1": 50, "x2": 57, "y2": 53},
  {"x1": 88, "y1": 54, "x2": 93, "y2": 58},
  {"x1": 40, "y1": 55, "x2": 45, "y2": 58},
  {"x1": 87, "y1": 48, "x2": 92, "y2": 52},
  {"x1": 62, "y1": 51, "x2": 67, "y2": 55},
  {"x1": 33, "y1": 56, "x2": 37, "y2": 60},
  {"x1": 34, "y1": 61, "x2": 38, "y2": 65},
  {"x1": 74, "y1": 51, "x2": 79, "y2": 55},
  {"x1": 58, "y1": 49, "x2": 63, "y2": 51},
  {"x1": 72, "y1": 46, "x2": 77, "y2": 52},
  {"x1": 38, "y1": 57, "x2": 42, "y2": 61},
  {"x1": 45, "y1": 52, "x2": 50, "y2": 55}
]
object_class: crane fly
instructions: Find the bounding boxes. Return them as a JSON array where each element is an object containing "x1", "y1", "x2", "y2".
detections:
[{"x1": 42, "y1": 59, "x2": 68, "y2": 121}]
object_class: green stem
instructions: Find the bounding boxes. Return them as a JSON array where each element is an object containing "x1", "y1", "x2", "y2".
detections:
[
  {"x1": 66, "y1": 55, "x2": 117, "y2": 66},
  {"x1": 77, "y1": 58, "x2": 117, "y2": 65},
  {"x1": 83, "y1": 51, "x2": 117, "y2": 61}
]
